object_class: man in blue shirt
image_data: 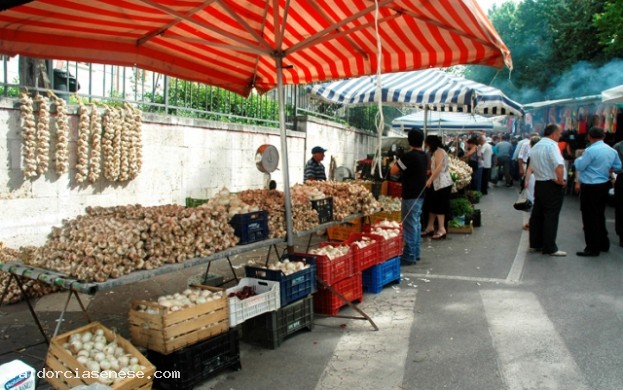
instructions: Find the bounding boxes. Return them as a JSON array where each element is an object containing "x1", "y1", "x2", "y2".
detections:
[{"x1": 573, "y1": 127, "x2": 622, "y2": 256}]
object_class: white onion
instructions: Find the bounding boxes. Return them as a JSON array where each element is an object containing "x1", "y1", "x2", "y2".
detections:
[
  {"x1": 86, "y1": 361, "x2": 100, "y2": 372},
  {"x1": 81, "y1": 331, "x2": 93, "y2": 343},
  {"x1": 99, "y1": 359, "x2": 111, "y2": 370},
  {"x1": 94, "y1": 328, "x2": 105, "y2": 337},
  {"x1": 76, "y1": 355, "x2": 88, "y2": 365},
  {"x1": 93, "y1": 352, "x2": 106, "y2": 363}
]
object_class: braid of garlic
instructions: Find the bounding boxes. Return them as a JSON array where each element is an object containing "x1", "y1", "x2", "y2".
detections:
[
  {"x1": 87, "y1": 104, "x2": 102, "y2": 183},
  {"x1": 51, "y1": 93, "x2": 69, "y2": 175},
  {"x1": 20, "y1": 91, "x2": 38, "y2": 178},
  {"x1": 133, "y1": 105, "x2": 143, "y2": 175},
  {"x1": 75, "y1": 103, "x2": 90, "y2": 183},
  {"x1": 35, "y1": 94, "x2": 51, "y2": 175},
  {"x1": 118, "y1": 106, "x2": 131, "y2": 182}
]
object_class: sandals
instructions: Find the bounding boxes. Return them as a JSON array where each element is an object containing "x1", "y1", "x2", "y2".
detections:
[
  {"x1": 421, "y1": 230, "x2": 435, "y2": 237},
  {"x1": 432, "y1": 232, "x2": 447, "y2": 240}
]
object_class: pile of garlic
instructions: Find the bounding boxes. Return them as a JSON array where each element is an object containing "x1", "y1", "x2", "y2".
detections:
[
  {"x1": 204, "y1": 187, "x2": 260, "y2": 218},
  {"x1": 377, "y1": 195, "x2": 401, "y2": 212},
  {"x1": 52, "y1": 93, "x2": 69, "y2": 175},
  {"x1": 35, "y1": 94, "x2": 50, "y2": 175},
  {"x1": 304, "y1": 181, "x2": 382, "y2": 220},
  {"x1": 238, "y1": 189, "x2": 287, "y2": 238},
  {"x1": 350, "y1": 236, "x2": 376, "y2": 249},
  {"x1": 19, "y1": 91, "x2": 38, "y2": 178},
  {"x1": 0, "y1": 242, "x2": 57, "y2": 305},
  {"x1": 247, "y1": 258, "x2": 310, "y2": 275},
  {"x1": 62, "y1": 327, "x2": 148, "y2": 385},
  {"x1": 370, "y1": 224, "x2": 401, "y2": 240},
  {"x1": 32, "y1": 203, "x2": 239, "y2": 282},
  {"x1": 310, "y1": 244, "x2": 350, "y2": 260},
  {"x1": 448, "y1": 156, "x2": 473, "y2": 193},
  {"x1": 137, "y1": 288, "x2": 224, "y2": 314}
]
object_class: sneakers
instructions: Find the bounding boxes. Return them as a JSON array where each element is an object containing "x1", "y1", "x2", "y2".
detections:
[{"x1": 547, "y1": 250, "x2": 567, "y2": 257}]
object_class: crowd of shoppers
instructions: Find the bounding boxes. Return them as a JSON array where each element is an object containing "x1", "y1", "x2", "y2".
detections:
[{"x1": 392, "y1": 123, "x2": 623, "y2": 265}]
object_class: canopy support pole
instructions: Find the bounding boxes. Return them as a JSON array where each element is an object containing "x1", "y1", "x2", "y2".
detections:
[{"x1": 275, "y1": 55, "x2": 295, "y2": 251}]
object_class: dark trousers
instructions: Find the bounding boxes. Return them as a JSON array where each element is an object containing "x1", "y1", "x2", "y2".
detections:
[
  {"x1": 580, "y1": 182, "x2": 611, "y2": 252},
  {"x1": 529, "y1": 180, "x2": 565, "y2": 254},
  {"x1": 616, "y1": 175, "x2": 623, "y2": 240},
  {"x1": 481, "y1": 167, "x2": 490, "y2": 195},
  {"x1": 497, "y1": 156, "x2": 512, "y2": 185}
]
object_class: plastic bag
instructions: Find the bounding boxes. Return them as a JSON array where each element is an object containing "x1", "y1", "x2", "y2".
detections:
[{"x1": 513, "y1": 189, "x2": 532, "y2": 211}]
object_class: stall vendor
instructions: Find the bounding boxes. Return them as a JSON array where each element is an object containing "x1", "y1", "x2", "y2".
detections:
[{"x1": 304, "y1": 146, "x2": 327, "y2": 181}]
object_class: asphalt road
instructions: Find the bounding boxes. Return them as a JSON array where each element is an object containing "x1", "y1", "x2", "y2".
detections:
[{"x1": 1, "y1": 185, "x2": 622, "y2": 390}]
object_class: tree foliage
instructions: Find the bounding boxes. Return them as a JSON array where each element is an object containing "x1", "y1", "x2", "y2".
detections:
[{"x1": 463, "y1": 0, "x2": 622, "y2": 103}]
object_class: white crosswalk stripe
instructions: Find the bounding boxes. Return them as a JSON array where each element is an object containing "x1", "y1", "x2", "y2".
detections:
[
  {"x1": 481, "y1": 289, "x2": 589, "y2": 390},
  {"x1": 315, "y1": 287, "x2": 417, "y2": 390}
]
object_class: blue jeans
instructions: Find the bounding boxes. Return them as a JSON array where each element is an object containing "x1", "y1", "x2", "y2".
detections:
[{"x1": 401, "y1": 198, "x2": 424, "y2": 263}]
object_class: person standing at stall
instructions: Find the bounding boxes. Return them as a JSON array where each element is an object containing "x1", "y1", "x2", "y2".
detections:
[
  {"x1": 495, "y1": 134, "x2": 514, "y2": 187},
  {"x1": 528, "y1": 124, "x2": 567, "y2": 257},
  {"x1": 422, "y1": 135, "x2": 454, "y2": 241},
  {"x1": 390, "y1": 129, "x2": 428, "y2": 265},
  {"x1": 479, "y1": 135, "x2": 493, "y2": 195},
  {"x1": 573, "y1": 127, "x2": 621, "y2": 256},
  {"x1": 304, "y1": 146, "x2": 327, "y2": 182}
]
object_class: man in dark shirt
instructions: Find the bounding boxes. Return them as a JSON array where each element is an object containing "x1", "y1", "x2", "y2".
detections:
[
  {"x1": 390, "y1": 129, "x2": 428, "y2": 265},
  {"x1": 304, "y1": 146, "x2": 327, "y2": 181}
]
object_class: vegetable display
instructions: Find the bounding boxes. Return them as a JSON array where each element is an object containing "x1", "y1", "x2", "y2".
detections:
[
  {"x1": 135, "y1": 287, "x2": 224, "y2": 314},
  {"x1": 448, "y1": 156, "x2": 473, "y2": 193},
  {"x1": 52, "y1": 93, "x2": 69, "y2": 175},
  {"x1": 61, "y1": 327, "x2": 148, "y2": 385},
  {"x1": 228, "y1": 285, "x2": 257, "y2": 300},
  {"x1": 19, "y1": 91, "x2": 38, "y2": 178}
]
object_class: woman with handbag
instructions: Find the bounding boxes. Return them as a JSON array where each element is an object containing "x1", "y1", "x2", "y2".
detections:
[{"x1": 422, "y1": 135, "x2": 454, "y2": 240}]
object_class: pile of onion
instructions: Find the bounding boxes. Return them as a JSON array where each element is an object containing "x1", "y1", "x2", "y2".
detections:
[
  {"x1": 247, "y1": 258, "x2": 309, "y2": 275},
  {"x1": 62, "y1": 327, "x2": 148, "y2": 385},
  {"x1": 136, "y1": 287, "x2": 224, "y2": 314}
]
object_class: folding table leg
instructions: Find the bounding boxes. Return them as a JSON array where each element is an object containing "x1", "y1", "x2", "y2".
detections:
[
  {"x1": 316, "y1": 278, "x2": 379, "y2": 331},
  {"x1": 11, "y1": 274, "x2": 50, "y2": 343}
]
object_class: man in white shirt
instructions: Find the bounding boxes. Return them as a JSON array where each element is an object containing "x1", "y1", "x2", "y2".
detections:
[
  {"x1": 527, "y1": 124, "x2": 567, "y2": 257},
  {"x1": 479, "y1": 135, "x2": 493, "y2": 195}
]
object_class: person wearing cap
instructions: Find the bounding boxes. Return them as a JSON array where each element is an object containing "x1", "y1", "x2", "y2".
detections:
[{"x1": 304, "y1": 146, "x2": 327, "y2": 182}]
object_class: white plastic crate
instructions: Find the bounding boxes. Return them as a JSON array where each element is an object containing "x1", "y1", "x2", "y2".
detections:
[{"x1": 226, "y1": 278, "x2": 280, "y2": 326}]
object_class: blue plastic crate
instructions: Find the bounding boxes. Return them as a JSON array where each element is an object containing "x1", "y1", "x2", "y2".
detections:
[
  {"x1": 230, "y1": 210, "x2": 269, "y2": 245},
  {"x1": 245, "y1": 254, "x2": 317, "y2": 307},
  {"x1": 362, "y1": 256, "x2": 401, "y2": 293}
]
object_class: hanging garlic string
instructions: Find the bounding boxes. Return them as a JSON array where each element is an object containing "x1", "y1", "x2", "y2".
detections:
[{"x1": 371, "y1": 0, "x2": 385, "y2": 179}]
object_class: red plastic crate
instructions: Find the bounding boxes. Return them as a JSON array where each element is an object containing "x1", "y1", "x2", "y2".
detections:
[
  {"x1": 363, "y1": 225, "x2": 403, "y2": 262},
  {"x1": 346, "y1": 233, "x2": 381, "y2": 272},
  {"x1": 314, "y1": 273, "x2": 363, "y2": 316},
  {"x1": 298, "y1": 243, "x2": 354, "y2": 286},
  {"x1": 387, "y1": 181, "x2": 402, "y2": 198}
]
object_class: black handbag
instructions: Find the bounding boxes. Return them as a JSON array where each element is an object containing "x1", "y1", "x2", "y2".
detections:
[{"x1": 513, "y1": 189, "x2": 532, "y2": 211}]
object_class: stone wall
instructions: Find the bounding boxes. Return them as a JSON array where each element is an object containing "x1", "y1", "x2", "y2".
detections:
[{"x1": 0, "y1": 98, "x2": 377, "y2": 246}]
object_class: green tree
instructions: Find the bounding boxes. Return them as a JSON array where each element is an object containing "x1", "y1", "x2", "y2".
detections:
[{"x1": 594, "y1": 0, "x2": 623, "y2": 56}]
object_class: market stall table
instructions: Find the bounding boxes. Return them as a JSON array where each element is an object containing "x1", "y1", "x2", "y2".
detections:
[{"x1": 0, "y1": 213, "x2": 379, "y2": 345}]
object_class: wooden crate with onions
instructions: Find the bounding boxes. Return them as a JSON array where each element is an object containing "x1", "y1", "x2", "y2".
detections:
[
  {"x1": 128, "y1": 285, "x2": 229, "y2": 355},
  {"x1": 45, "y1": 321, "x2": 155, "y2": 390}
]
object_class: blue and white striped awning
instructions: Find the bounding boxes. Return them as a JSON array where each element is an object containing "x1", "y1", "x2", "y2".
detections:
[
  {"x1": 392, "y1": 111, "x2": 494, "y2": 133},
  {"x1": 308, "y1": 69, "x2": 524, "y2": 117}
]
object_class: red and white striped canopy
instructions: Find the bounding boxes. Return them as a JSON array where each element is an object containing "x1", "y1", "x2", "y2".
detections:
[{"x1": 0, "y1": 0, "x2": 512, "y2": 96}]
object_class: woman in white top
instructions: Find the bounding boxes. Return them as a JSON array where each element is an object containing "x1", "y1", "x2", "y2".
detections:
[{"x1": 422, "y1": 135, "x2": 454, "y2": 240}]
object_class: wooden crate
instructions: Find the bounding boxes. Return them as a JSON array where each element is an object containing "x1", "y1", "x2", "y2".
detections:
[
  {"x1": 45, "y1": 322, "x2": 155, "y2": 390},
  {"x1": 327, "y1": 218, "x2": 362, "y2": 241},
  {"x1": 448, "y1": 222, "x2": 473, "y2": 234},
  {"x1": 129, "y1": 285, "x2": 229, "y2": 355}
]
